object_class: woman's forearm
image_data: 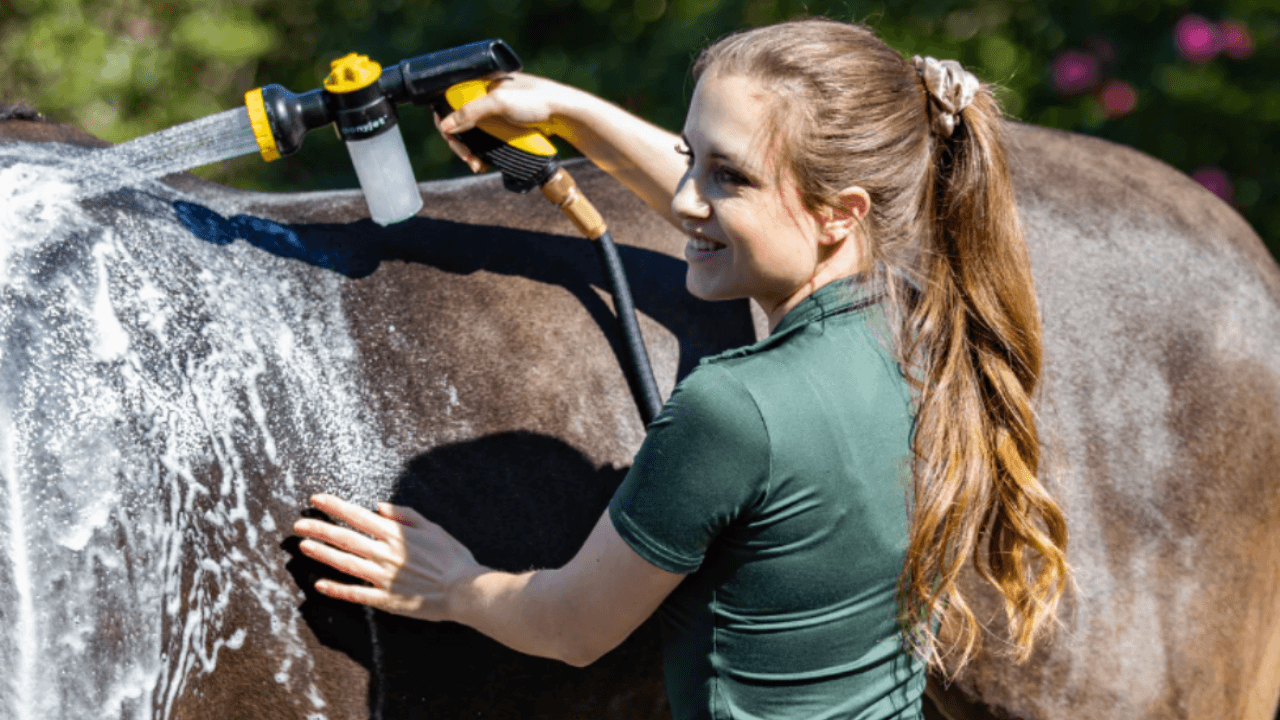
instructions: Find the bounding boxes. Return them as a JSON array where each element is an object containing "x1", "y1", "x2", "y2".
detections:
[
  {"x1": 448, "y1": 567, "x2": 605, "y2": 667},
  {"x1": 546, "y1": 87, "x2": 687, "y2": 230},
  {"x1": 444, "y1": 512, "x2": 682, "y2": 668}
]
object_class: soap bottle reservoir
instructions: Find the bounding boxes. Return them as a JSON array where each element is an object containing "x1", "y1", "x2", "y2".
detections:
[{"x1": 325, "y1": 53, "x2": 423, "y2": 226}]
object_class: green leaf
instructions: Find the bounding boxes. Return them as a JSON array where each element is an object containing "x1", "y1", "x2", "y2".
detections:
[{"x1": 174, "y1": 11, "x2": 276, "y2": 62}]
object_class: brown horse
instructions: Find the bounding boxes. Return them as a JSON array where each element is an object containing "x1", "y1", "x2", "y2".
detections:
[{"x1": 0, "y1": 104, "x2": 1277, "y2": 720}]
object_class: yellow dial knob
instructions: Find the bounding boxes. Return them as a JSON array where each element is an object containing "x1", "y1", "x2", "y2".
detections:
[{"x1": 324, "y1": 53, "x2": 382, "y2": 93}]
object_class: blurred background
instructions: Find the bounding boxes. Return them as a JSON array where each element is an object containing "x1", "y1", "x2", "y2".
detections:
[{"x1": 1, "y1": 0, "x2": 1275, "y2": 255}]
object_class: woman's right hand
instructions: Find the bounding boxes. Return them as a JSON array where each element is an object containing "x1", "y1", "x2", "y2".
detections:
[{"x1": 434, "y1": 72, "x2": 579, "y2": 173}]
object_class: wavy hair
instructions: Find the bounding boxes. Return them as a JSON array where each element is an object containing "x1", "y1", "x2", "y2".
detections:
[{"x1": 693, "y1": 18, "x2": 1071, "y2": 673}]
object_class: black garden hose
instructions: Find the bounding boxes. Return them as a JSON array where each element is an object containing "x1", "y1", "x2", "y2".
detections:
[{"x1": 592, "y1": 229, "x2": 663, "y2": 426}]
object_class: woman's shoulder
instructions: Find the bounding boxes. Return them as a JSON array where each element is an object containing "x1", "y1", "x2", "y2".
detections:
[
  {"x1": 697, "y1": 304, "x2": 894, "y2": 384},
  {"x1": 661, "y1": 361, "x2": 764, "y2": 437},
  {"x1": 680, "y1": 305, "x2": 910, "y2": 441}
]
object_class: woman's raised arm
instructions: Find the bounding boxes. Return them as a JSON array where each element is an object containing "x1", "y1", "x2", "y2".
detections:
[{"x1": 435, "y1": 72, "x2": 687, "y2": 229}]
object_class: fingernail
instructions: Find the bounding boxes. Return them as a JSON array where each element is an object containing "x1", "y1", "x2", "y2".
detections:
[{"x1": 439, "y1": 116, "x2": 456, "y2": 133}]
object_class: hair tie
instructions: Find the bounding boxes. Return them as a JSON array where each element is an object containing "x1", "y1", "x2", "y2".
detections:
[{"x1": 911, "y1": 55, "x2": 980, "y2": 138}]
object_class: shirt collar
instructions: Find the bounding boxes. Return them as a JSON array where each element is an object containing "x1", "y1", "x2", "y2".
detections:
[
  {"x1": 698, "y1": 275, "x2": 884, "y2": 366},
  {"x1": 770, "y1": 274, "x2": 881, "y2": 338}
]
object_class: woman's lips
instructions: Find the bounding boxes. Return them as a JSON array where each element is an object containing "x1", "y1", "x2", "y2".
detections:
[{"x1": 684, "y1": 234, "x2": 726, "y2": 261}]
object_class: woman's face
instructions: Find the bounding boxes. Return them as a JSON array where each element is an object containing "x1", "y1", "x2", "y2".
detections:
[{"x1": 672, "y1": 73, "x2": 830, "y2": 319}]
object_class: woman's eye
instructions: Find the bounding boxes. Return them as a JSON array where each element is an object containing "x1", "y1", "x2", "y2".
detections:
[
  {"x1": 674, "y1": 143, "x2": 693, "y2": 164},
  {"x1": 713, "y1": 166, "x2": 749, "y2": 186}
]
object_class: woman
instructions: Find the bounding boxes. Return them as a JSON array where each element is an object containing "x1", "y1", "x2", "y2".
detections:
[{"x1": 293, "y1": 18, "x2": 1070, "y2": 719}]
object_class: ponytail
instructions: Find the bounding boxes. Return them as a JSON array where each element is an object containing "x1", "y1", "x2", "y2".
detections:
[
  {"x1": 693, "y1": 19, "x2": 1071, "y2": 675},
  {"x1": 897, "y1": 77, "x2": 1069, "y2": 673}
]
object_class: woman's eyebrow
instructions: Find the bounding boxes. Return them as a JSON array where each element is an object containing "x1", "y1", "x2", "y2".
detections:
[{"x1": 681, "y1": 134, "x2": 755, "y2": 170}]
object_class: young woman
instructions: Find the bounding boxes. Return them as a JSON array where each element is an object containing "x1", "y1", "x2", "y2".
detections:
[{"x1": 293, "y1": 18, "x2": 1071, "y2": 719}]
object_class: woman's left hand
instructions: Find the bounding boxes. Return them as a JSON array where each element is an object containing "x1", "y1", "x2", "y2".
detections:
[{"x1": 292, "y1": 493, "x2": 485, "y2": 622}]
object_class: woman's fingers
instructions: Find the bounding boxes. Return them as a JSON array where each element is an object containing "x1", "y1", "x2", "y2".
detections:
[
  {"x1": 432, "y1": 73, "x2": 565, "y2": 174},
  {"x1": 294, "y1": 515, "x2": 395, "y2": 562},
  {"x1": 313, "y1": 579, "x2": 430, "y2": 617},
  {"x1": 313, "y1": 578, "x2": 385, "y2": 604},
  {"x1": 309, "y1": 493, "x2": 400, "y2": 540},
  {"x1": 435, "y1": 104, "x2": 472, "y2": 134},
  {"x1": 434, "y1": 97, "x2": 498, "y2": 175},
  {"x1": 297, "y1": 537, "x2": 391, "y2": 586},
  {"x1": 433, "y1": 112, "x2": 487, "y2": 173},
  {"x1": 436, "y1": 87, "x2": 510, "y2": 134}
]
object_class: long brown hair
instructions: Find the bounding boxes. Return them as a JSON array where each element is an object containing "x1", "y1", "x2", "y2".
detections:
[{"x1": 693, "y1": 18, "x2": 1070, "y2": 673}]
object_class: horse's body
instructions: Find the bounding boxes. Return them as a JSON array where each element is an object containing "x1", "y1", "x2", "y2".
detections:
[{"x1": 0, "y1": 109, "x2": 1276, "y2": 720}]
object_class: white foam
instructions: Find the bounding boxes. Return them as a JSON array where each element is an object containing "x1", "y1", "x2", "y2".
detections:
[
  {"x1": 0, "y1": 141, "x2": 401, "y2": 718},
  {"x1": 91, "y1": 241, "x2": 130, "y2": 362},
  {"x1": 1, "y1": 401, "x2": 37, "y2": 720},
  {"x1": 56, "y1": 490, "x2": 116, "y2": 552}
]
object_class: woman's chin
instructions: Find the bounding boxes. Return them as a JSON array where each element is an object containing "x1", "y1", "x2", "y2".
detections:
[{"x1": 684, "y1": 272, "x2": 736, "y2": 302}]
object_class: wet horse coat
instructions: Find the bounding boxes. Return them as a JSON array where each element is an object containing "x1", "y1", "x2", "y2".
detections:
[{"x1": 0, "y1": 108, "x2": 1277, "y2": 720}]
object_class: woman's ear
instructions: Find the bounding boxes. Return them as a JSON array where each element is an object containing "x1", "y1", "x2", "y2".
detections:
[{"x1": 819, "y1": 186, "x2": 871, "y2": 245}]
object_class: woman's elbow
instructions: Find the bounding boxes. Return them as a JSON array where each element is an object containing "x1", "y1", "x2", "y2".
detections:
[
  {"x1": 559, "y1": 651, "x2": 597, "y2": 669},
  {"x1": 555, "y1": 635, "x2": 621, "y2": 668}
]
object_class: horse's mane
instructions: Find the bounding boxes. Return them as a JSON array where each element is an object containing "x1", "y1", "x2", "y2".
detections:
[{"x1": 0, "y1": 102, "x2": 47, "y2": 122}]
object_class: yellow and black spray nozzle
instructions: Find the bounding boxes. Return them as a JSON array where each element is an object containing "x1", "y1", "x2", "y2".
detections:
[
  {"x1": 243, "y1": 39, "x2": 532, "y2": 224},
  {"x1": 244, "y1": 39, "x2": 523, "y2": 162},
  {"x1": 241, "y1": 38, "x2": 608, "y2": 236}
]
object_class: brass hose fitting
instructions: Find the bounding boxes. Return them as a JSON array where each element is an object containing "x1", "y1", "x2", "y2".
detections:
[{"x1": 540, "y1": 167, "x2": 607, "y2": 240}]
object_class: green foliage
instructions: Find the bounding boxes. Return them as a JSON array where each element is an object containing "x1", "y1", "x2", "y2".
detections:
[{"x1": 2, "y1": 0, "x2": 1277, "y2": 253}]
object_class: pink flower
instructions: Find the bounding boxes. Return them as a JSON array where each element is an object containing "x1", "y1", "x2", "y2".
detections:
[
  {"x1": 1192, "y1": 166, "x2": 1234, "y2": 204},
  {"x1": 1175, "y1": 14, "x2": 1222, "y2": 63},
  {"x1": 1221, "y1": 19, "x2": 1254, "y2": 60},
  {"x1": 1098, "y1": 80, "x2": 1137, "y2": 118},
  {"x1": 1052, "y1": 50, "x2": 1099, "y2": 95}
]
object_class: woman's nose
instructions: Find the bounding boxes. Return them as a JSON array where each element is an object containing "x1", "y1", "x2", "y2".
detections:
[{"x1": 671, "y1": 172, "x2": 710, "y2": 221}]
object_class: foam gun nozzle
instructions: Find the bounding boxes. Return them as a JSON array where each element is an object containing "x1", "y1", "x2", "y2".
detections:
[{"x1": 243, "y1": 40, "x2": 528, "y2": 225}]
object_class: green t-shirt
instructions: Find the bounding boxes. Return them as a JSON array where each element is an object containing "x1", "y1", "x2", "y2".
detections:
[{"x1": 608, "y1": 277, "x2": 924, "y2": 720}]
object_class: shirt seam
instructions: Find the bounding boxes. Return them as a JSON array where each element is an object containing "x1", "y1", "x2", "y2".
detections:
[{"x1": 707, "y1": 367, "x2": 769, "y2": 720}]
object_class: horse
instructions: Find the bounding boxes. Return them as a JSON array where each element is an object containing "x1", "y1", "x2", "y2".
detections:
[{"x1": 0, "y1": 103, "x2": 1277, "y2": 720}]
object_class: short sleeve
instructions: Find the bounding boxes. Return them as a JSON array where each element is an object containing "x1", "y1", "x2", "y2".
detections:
[{"x1": 608, "y1": 364, "x2": 770, "y2": 574}]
